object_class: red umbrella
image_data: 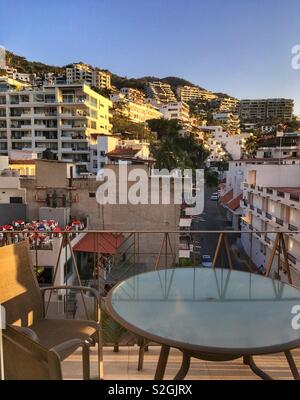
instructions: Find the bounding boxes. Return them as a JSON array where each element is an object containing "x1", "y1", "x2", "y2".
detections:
[
  {"x1": 72, "y1": 220, "x2": 81, "y2": 225},
  {"x1": 54, "y1": 227, "x2": 62, "y2": 232},
  {"x1": 3, "y1": 224, "x2": 13, "y2": 230}
]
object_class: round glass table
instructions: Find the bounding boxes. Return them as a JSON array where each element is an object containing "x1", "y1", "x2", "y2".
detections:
[{"x1": 106, "y1": 268, "x2": 300, "y2": 380}]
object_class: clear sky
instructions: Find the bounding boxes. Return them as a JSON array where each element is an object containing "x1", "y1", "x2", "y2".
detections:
[{"x1": 1, "y1": 0, "x2": 300, "y2": 113}]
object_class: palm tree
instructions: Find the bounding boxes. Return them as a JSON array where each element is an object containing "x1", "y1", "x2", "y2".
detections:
[{"x1": 244, "y1": 136, "x2": 257, "y2": 157}]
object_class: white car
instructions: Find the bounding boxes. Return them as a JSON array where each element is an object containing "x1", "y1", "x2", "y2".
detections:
[
  {"x1": 210, "y1": 194, "x2": 219, "y2": 201},
  {"x1": 201, "y1": 255, "x2": 212, "y2": 268}
]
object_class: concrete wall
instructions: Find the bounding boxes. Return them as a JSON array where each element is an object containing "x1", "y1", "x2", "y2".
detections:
[{"x1": 0, "y1": 203, "x2": 27, "y2": 225}]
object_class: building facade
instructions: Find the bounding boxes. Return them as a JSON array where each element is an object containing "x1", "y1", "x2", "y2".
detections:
[
  {"x1": 145, "y1": 81, "x2": 177, "y2": 103},
  {"x1": 159, "y1": 101, "x2": 190, "y2": 122},
  {"x1": 66, "y1": 63, "x2": 111, "y2": 90},
  {"x1": 239, "y1": 98, "x2": 294, "y2": 122},
  {"x1": 176, "y1": 85, "x2": 217, "y2": 102},
  {"x1": 0, "y1": 83, "x2": 112, "y2": 173}
]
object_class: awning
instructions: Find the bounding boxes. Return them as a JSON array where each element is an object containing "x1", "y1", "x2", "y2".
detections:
[
  {"x1": 73, "y1": 233, "x2": 124, "y2": 254},
  {"x1": 220, "y1": 189, "x2": 233, "y2": 205},
  {"x1": 227, "y1": 194, "x2": 243, "y2": 211}
]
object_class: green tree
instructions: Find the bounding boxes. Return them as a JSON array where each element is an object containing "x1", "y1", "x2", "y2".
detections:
[
  {"x1": 244, "y1": 135, "x2": 257, "y2": 157},
  {"x1": 111, "y1": 114, "x2": 156, "y2": 141}
]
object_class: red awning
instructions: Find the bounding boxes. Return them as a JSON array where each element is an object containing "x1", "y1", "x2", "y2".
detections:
[
  {"x1": 73, "y1": 233, "x2": 124, "y2": 254},
  {"x1": 220, "y1": 189, "x2": 233, "y2": 205}
]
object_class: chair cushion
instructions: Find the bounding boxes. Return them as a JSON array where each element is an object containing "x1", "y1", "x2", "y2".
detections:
[{"x1": 29, "y1": 319, "x2": 98, "y2": 359}]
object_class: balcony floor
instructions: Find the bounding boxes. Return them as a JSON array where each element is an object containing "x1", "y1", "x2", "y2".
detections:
[{"x1": 63, "y1": 346, "x2": 300, "y2": 380}]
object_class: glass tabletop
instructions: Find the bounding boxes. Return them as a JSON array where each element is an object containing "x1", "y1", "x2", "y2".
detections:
[{"x1": 107, "y1": 268, "x2": 300, "y2": 354}]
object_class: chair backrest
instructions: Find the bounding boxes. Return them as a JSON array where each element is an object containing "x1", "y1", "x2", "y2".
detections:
[
  {"x1": 2, "y1": 325, "x2": 62, "y2": 380},
  {"x1": 0, "y1": 241, "x2": 44, "y2": 326}
]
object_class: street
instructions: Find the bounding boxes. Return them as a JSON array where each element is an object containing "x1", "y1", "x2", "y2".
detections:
[{"x1": 190, "y1": 185, "x2": 251, "y2": 271}]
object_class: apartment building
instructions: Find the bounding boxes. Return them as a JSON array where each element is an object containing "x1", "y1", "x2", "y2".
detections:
[
  {"x1": 212, "y1": 97, "x2": 240, "y2": 112},
  {"x1": 145, "y1": 81, "x2": 177, "y2": 103},
  {"x1": 120, "y1": 87, "x2": 145, "y2": 104},
  {"x1": 176, "y1": 85, "x2": 217, "y2": 102},
  {"x1": 240, "y1": 159, "x2": 300, "y2": 285},
  {"x1": 110, "y1": 92, "x2": 162, "y2": 123},
  {"x1": 66, "y1": 63, "x2": 111, "y2": 90},
  {"x1": 90, "y1": 135, "x2": 151, "y2": 172},
  {"x1": 159, "y1": 101, "x2": 190, "y2": 122},
  {"x1": 239, "y1": 98, "x2": 294, "y2": 122},
  {"x1": 212, "y1": 111, "x2": 241, "y2": 134},
  {"x1": 201, "y1": 126, "x2": 250, "y2": 162},
  {"x1": 0, "y1": 83, "x2": 112, "y2": 173},
  {"x1": 256, "y1": 132, "x2": 300, "y2": 159}
]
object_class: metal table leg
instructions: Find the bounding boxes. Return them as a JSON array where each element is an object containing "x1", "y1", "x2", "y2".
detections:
[
  {"x1": 243, "y1": 355, "x2": 273, "y2": 380},
  {"x1": 154, "y1": 345, "x2": 170, "y2": 380},
  {"x1": 174, "y1": 352, "x2": 191, "y2": 380},
  {"x1": 285, "y1": 350, "x2": 300, "y2": 380}
]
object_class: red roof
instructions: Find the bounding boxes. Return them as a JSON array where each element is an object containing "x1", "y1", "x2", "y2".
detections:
[
  {"x1": 220, "y1": 189, "x2": 233, "y2": 205},
  {"x1": 73, "y1": 233, "x2": 124, "y2": 254},
  {"x1": 9, "y1": 160, "x2": 36, "y2": 165},
  {"x1": 226, "y1": 194, "x2": 243, "y2": 211}
]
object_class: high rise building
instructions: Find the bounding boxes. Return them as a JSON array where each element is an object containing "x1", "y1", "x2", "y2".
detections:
[
  {"x1": 176, "y1": 85, "x2": 217, "y2": 102},
  {"x1": 239, "y1": 98, "x2": 294, "y2": 122},
  {"x1": 145, "y1": 81, "x2": 177, "y2": 103},
  {"x1": 66, "y1": 63, "x2": 111, "y2": 90},
  {"x1": 0, "y1": 83, "x2": 112, "y2": 173}
]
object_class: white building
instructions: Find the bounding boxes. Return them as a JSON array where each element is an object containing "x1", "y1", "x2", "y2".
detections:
[
  {"x1": 212, "y1": 111, "x2": 240, "y2": 134},
  {"x1": 176, "y1": 85, "x2": 217, "y2": 102},
  {"x1": 159, "y1": 101, "x2": 190, "y2": 122},
  {"x1": 145, "y1": 82, "x2": 177, "y2": 103},
  {"x1": 239, "y1": 159, "x2": 300, "y2": 285},
  {"x1": 66, "y1": 63, "x2": 111, "y2": 90},
  {"x1": 201, "y1": 126, "x2": 250, "y2": 162},
  {"x1": 0, "y1": 83, "x2": 112, "y2": 173}
]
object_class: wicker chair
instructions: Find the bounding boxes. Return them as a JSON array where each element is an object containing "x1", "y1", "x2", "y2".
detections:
[
  {"x1": 2, "y1": 325, "x2": 90, "y2": 380},
  {"x1": 0, "y1": 241, "x2": 103, "y2": 379}
]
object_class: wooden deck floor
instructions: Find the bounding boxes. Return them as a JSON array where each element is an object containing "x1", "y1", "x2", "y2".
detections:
[{"x1": 63, "y1": 346, "x2": 300, "y2": 380}]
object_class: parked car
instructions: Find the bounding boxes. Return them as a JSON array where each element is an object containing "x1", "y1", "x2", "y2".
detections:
[
  {"x1": 201, "y1": 254, "x2": 212, "y2": 268},
  {"x1": 210, "y1": 194, "x2": 219, "y2": 201}
]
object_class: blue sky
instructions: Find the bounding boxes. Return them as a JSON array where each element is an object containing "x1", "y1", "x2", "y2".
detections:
[{"x1": 1, "y1": 0, "x2": 300, "y2": 113}]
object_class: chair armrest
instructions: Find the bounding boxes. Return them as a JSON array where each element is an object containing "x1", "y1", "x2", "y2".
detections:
[
  {"x1": 40, "y1": 285, "x2": 103, "y2": 322},
  {"x1": 12, "y1": 326, "x2": 40, "y2": 342},
  {"x1": 50, "y1": 338, "x2": 90, "y2": 357}
]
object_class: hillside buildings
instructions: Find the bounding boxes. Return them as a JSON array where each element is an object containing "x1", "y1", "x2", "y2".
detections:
[
  {"x1": 0, "y1": 83, "x2": 112, "y2": 173},
  {"x1": 120, "y1": 87, "x2": 145, "y2": 104},
  {"x1": 239, "y1": 98, "x2": 294, "y2": 122},
  {"x1": 110, "y1": 92, "x2": 162, "y2": 123},
  {"x1": 159, "y1": 101, "x2": 190, "y2": 123},
  {"x1": 212, "y1": 97, "x2": 240, "y2": 112},
  {"x1": 145, "y1": 81, "x2": 177, "y2": 103},
  {"x1": 66, "y1": 63, "x2": 111, "y2": 90},
  {"x1": 176, "y1": 85, "x2": 217, "y2": 102},
  {"x1": 200, "y1": 126, "x2": 250, "y2": 162},
  {"x1": 212, "y1": 111, "x2": 241, "y2": 134}
]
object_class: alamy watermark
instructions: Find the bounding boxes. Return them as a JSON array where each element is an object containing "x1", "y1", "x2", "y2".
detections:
[
  {"x1": 291, "y1": 45, "x2": 300, "y2": 70},
  {"x1": 96, "y1": 165, "x2": 205, "y2": 216}
]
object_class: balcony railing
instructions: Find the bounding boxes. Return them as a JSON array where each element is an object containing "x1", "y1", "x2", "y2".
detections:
[
  {"x1": 288, "y1": 224, "x2": 299, "y2": 232},
  {"x1": 276, "y1": 217, "x2": 284, "y2": 226},
  {"x1": 265, "y1": 212, "x2": 272, "y2": 220},
  {"x1": 257, "y1": 208, "x2": 262, "y2": 215}
]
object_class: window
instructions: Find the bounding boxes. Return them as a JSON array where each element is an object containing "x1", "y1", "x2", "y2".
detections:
[
  {"x1": 89, "y1": 192, "x2": 96, "y2": 198},
  {"x1": 9, "y1": 197, "x2": 23, "y2": 204}
]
